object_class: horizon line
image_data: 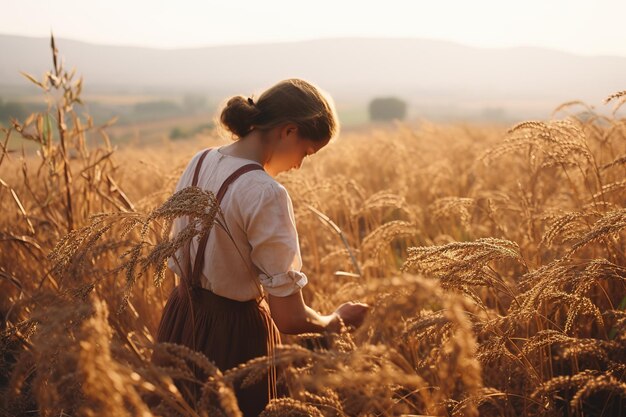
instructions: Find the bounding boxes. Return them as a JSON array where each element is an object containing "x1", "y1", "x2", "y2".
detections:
[{"x1": 1, "y1": 31, "x2": 624, "y2": 60}]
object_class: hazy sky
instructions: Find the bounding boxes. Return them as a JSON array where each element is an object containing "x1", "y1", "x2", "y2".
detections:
[{"x1": 2, "y1": 0, "x2": 625, "y2": 57}]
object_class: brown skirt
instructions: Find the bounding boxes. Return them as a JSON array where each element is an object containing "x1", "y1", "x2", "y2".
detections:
[{"x1": 152, "y1": 282, "x2": 288, "y2": 416}]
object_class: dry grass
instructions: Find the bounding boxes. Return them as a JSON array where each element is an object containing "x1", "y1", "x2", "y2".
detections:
[{"x1": 1, "y1": 35, "x2": 625, "y2": 417}]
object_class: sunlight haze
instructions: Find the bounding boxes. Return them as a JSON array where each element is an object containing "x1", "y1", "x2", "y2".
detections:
[{"x1": 1, "y1": 0, "x2": 625, "y2": 57}]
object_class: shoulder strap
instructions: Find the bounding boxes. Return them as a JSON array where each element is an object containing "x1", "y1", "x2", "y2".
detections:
[
  {"x1": 189, "y1": 162, "x2": 265, "y2": 288},
  {"x1": 183, "y1": 148, "x2": 212, "y2": 283},
  {"x1": 191, "y1": 148, "x2": 212, "y2": 187}
]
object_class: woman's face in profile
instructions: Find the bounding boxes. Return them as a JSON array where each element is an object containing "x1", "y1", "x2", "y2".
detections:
[{"x1": 263, "y1": 123, "x2": 329, "y2": 176}]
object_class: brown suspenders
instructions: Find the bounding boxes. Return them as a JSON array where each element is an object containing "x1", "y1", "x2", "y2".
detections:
[
  {"x1": 186, "y1": 147, "x2": 264, "y2": 289},
  {"x1": 183, "y1": 147, "x2": 279, "y2": 403}
]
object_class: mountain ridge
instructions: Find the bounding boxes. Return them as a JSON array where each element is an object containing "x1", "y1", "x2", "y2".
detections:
[{"x1": 2, "y1": 33, "x2": 624, "y2": 118}]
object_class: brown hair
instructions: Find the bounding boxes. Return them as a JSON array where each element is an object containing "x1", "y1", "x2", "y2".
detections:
[{"x1": 217, "y1": 78, "x2": 340, "y2": 142}]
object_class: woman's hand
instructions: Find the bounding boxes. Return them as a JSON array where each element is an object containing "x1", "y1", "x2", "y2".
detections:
[
  {"x1": 327, "y1": 301, "x2": 371, "y2": 333},
  {"x1": 267, "y1": 290, "x2": 370, "y2": 335}
]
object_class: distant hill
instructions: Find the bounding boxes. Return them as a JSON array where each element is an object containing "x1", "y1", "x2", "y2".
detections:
[{"x1": 1, "y1": 33, "x2": 625, "y2": 120}]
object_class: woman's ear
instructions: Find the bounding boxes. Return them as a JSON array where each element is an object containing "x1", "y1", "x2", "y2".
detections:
[{"x1": 280, "y1": 123, "x2": 298, "y2": 140}]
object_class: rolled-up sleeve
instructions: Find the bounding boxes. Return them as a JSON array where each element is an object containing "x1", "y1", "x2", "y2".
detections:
[{"x1": 240, "y1": 181, "x2": 308, "y2": 297}]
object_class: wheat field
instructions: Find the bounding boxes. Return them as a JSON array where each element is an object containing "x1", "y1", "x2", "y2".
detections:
[{"x1": 1, "y1": 36, "x2": 625, "y2": 417}]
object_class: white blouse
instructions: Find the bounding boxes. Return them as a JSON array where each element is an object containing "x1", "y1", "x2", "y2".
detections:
[{"x1": 166, "y1": 146, "x2": 309, "y2": 301}]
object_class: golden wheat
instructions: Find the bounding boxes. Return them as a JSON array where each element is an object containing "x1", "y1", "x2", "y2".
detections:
[{"x1": 1, "y1": 34, "x2": 625, "y2": 416}]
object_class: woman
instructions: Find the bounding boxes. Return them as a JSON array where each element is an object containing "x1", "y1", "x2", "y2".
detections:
[{"x1": 153, "y1": 78, "x2": 370, "y2": 416}]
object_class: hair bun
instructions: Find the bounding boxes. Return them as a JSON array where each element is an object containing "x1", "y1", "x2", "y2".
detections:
[
  {"x1": 219, "y1": 95, "x2": 260, "y2": 138},
  {"x1": 217, "y1": 78, "x2": 339, "y2": 143}
]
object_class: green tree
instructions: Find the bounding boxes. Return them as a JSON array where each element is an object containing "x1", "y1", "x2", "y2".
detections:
[{"x1": 368, "y1": 97, "x2": 407, "y2": 121}]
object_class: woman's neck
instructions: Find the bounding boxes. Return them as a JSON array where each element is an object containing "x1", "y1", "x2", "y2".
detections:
[
  {"x1": 221, "y1": 132, "x2": 267, "y2": 165},
  {"x1": 220, "y1": 128, "x2": 283, "y2": 177}
]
